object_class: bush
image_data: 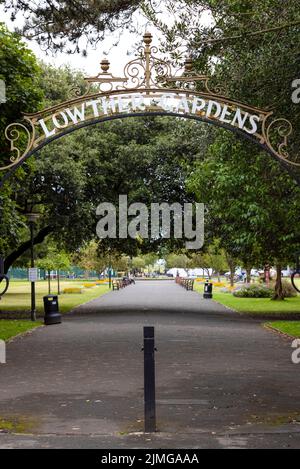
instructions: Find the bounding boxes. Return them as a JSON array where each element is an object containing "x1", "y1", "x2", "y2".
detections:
[
  {"x1": 270, "y1": 280, "x2": 297, "y2": 298},
  {"x1": 233, "y1": 284, "x2": 273, "y2": 298},
  {"x1": 82, "y1": 283, "x2": 97, "y2": 288},
  {"x1": 63, "y1": 288, "x2": 83, "y2": 294}
]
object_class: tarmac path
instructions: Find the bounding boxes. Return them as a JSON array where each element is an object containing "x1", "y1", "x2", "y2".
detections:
[{"x1": 0, "y1": 280, "x2": 299, "y2": 449}]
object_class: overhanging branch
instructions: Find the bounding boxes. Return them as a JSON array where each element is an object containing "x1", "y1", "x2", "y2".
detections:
[{"x1": 4, "y1": 225, "x2": 53, "y2": 274}]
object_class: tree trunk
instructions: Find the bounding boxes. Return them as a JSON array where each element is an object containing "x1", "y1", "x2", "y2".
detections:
[
  {"x1": 273, "y1": 263, "x2": 284, "y2": 300},
  {"x1": 246, "y1": 266, "x2": 251, "y2": 284},
  {"x1": 229, "y1": 267, "x2": 234, "y2": 287},
  {"x1": 225, "y1": 254, "x2": 236, "y2": 287},
  {"x1": 204, "y1": 268, "x2": 211, "y2": 279},
  {"x1": 264, "y1": 264, "x2": 270, "y2": 286},
  {"x1": 217, "y1": 271, "x2": 221, "y2": 282}
]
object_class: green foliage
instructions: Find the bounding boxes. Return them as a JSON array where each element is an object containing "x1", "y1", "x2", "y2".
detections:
[
  {"x1": 131, "y1": 256, "x2": 146, "y2": 270},
  {"x1": 38, "y1": 63, "x2": 87, "y2": 107},
  {"x1": 36, "y1": 246, "x2": 70, "y2": 271},
  {"x1": 0, "y1": 23, "x2": 43, "y2": 144},
  {"x1": 187, "y1": 130, "x2": 300, "y2": 270},
  {"x1": 0, "y1": 25, "x2": 44, "y2": 255}
]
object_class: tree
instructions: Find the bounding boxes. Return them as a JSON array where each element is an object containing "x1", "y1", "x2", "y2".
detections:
[
  {"x1": 151, "y1": 0, "x2": 300, "y2": 167},
  {"x1": 166, "y1": 253, "x2": 189, "y2": 271},
  {"x1": 131, "y1": 256, "x2": 146, "y2": 274},
  {"x1": 188, "y1": 130, "x2": 300, "y2": 298},
  {"x1": 1, "y1": 50, "x2": 199, "y2": 275},
  {"x1": 75, "y1": 241, "x2": 108, "y2": 278},
  {"x1": 36, "y1": 254, "x2": 56, "y2": 295},
  {"x1": 0, "y1": 24, "x2": 44, "y2": 263},
  {"x1": 204, "y1": 240, "x2": 228, "y2": 282},
  {"x1": 36, "y1": 245, "x2": 70, "y2": 294},
  {"x1": 51, "y1": 250, "x2": 71, "y2": 294}
]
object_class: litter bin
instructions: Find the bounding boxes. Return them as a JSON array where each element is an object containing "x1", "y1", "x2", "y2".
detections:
[
  {"x1": 43, "y1": 295, "x2": 61, "y2": 325},
  {"x1": 203, "y1": 281, "x2": 213, "y2": 299}
]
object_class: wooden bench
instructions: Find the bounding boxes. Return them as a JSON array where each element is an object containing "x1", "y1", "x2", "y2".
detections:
[
  {"x1": 112, "y1": 280, "x2": 121, "y2": 290},
  {"x1": 186, "y1": 279, "x2": 194, "y2": 291},
  {"x1": 177, "y1": 277, "x2": 194, "y2": 291},
  {"x1": 112, "y1": 278, "x2": 135, "y2": 290}
]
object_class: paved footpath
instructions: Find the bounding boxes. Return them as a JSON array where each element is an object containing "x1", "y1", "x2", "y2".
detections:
[{"x1": 0, "y1": 280, "x2": 300, "y2": 449}]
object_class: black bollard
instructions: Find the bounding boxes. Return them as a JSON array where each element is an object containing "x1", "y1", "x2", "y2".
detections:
[{"x1": 143, "y1": 326, "x2": 156, "y2": 433}]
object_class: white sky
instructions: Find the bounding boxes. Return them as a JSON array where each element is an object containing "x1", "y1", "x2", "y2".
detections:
[
  {"x1": 1, "y1": 5, "x2": 212, "y2": 77},
  {"x1": 1, "y1": 7, "x2": 166, "y2": 76}
]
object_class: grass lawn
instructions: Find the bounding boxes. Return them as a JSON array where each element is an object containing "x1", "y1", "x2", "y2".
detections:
[
  {"x1": 194, "y1": 283, "x2": 300, "y2": 316},
  {"x1": 265, "y1": 321, "x2": 300, "y2": 337},
  {"x1": 0, "y1": 280, "x2": 110, "y2": 314},
  {"x1": 0, "y1": 320, "x2": 42, "y2": 341}
]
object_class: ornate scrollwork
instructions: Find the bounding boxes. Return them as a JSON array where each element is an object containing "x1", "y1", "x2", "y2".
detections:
[
  {"x1": 122, "y1": 49, "x2": 146, "y2": 90},
  {"x1": 70, "y1": 81, "x2": 92, "y2": 98},
  {"x1": 2, "y1": 120, "x2": 34, "y2": 170},
  {"x1": 263, "y1": 116, "x2": 299, "y2": 166},
  {"x1": 120, "y1": 36, "x2": 173, "y2": 90},
  {"x1": 164, "y1": 58, "x2": 227, "y2": 96},
  {"x1": 204, "y1": 77, "x2": 227, "y2": 97}
]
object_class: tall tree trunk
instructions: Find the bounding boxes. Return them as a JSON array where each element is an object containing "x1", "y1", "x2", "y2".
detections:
[
  {"x1": 246, "y1": 266, "x2": 251, "y2": 284},
  {"x1": 229, "y1": 267, "x2": 234, "y2": 287},
  {"x1": 225, "y1": 253, "x2": 236, "y2": 287},
  {"x1": 204, "y1": 268, "x2": 211, "y2": 279},
  {"x1": 264, "y1": 264, "x2": 270, "y2": 286},
  {"x1": 273, "y1": 263, "x2": 284, "y2": 300},
  {"x1": 226, "y1": 256, "x2": 236, "y2": 287}
]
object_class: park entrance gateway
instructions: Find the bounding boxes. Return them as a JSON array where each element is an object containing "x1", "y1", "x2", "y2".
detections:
[{"x1": 0, "y1": 32, "x2": 299, "y2": 186}]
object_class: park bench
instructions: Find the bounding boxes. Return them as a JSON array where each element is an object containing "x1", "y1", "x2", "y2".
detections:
[
  {"x1": 177, "y1": 277, "x2": 194, "y2": 291},
  {"x1": 112, "y1": 277, "x2": 136, "y2": 290},
  {"x1": 186, "y1": 279, "x2": 194, "y2": 291},
  {"x1": 112, "y1": 280, "x2": 120, "y2": 290}
]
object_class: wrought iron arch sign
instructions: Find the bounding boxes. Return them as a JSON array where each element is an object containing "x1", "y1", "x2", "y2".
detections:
[{"x1": 1, "y1": 32, "x2": 299, "y2": 188}]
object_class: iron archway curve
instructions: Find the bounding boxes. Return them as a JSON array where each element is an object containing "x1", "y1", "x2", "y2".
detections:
[
  {"x1": 0, "y1": 274, "x2": 9, "y2": 296},
  {"x1": 1, "y1": 110, "x2": 300, "y2": 189}
]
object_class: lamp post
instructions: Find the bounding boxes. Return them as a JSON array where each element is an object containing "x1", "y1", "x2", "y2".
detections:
[
  {"x1": 25, "y1": 212, "x2": 40, "y2": 321},
  {"x1": 107, "y1": 247, "x2": 112, "y2": 289}
]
